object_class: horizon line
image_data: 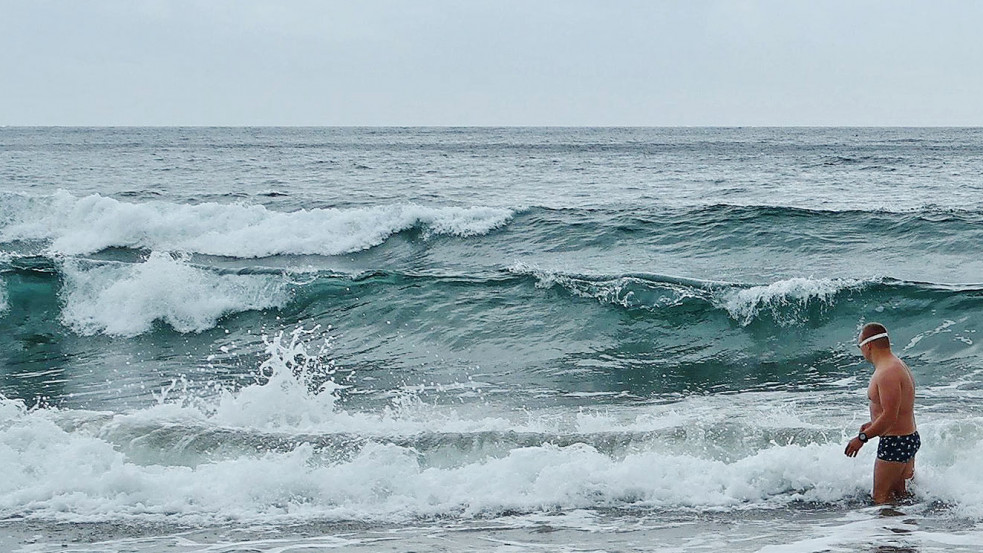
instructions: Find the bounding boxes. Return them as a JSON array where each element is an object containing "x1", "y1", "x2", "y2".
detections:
[{"x1": 3, "y1": 124, "x2": 982, "y2": 129}]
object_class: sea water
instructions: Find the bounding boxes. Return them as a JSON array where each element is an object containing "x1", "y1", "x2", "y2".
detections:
[{"x1": 2, "y1": 127, "x2": 983, "y2": 552}]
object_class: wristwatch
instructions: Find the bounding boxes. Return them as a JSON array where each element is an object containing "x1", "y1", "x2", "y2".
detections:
[{"x1": 858, "y1": 432, "x2": 869, "y2": 443}]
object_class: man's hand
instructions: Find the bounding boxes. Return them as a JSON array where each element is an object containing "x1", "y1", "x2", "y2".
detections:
[{"x1": 844, "y1": 436, "x2": 864, "y2": 457}]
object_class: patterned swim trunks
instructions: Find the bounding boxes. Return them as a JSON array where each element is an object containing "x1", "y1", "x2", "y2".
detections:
[{"x1": 877, "y1": 431, "x2": 920, "y2": 463}]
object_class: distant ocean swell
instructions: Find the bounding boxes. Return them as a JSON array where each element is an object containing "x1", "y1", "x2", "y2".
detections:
[{"x1": 1, "y1": 253, "x2": 980, "y2": 340}]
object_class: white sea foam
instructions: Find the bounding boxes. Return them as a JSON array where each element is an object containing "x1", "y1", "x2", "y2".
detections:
[
  {"x1": 0, "y1": 191, "x2": 514, "y2": 257},
  {"x1": 718, "y1": 277, "x2": 866, "y2": 326},
  {"x1": 6, "y1": 408, "x2": 979, "y2": 527},
  {"x1": 2, "y1": 330, "x2": 981, "y2": 526},
  {"x1": 0, "y1": 402, "x2": 871, "y2": 524},
  {"x1": 59, "y1": 252, "x2": 290, "y2": 336}
]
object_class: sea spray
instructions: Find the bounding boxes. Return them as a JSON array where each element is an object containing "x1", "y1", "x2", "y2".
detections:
[
  {"x1": 208, "y1": 325, "x2": 348, "y2": 430},
  {"x1": 188, "y1": 326, "x2": 507, "y2": 436}
]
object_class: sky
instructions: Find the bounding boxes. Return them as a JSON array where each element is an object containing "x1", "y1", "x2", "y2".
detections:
[{"x1": 1, "y1": 0, "x2": 982, "y2": 126}]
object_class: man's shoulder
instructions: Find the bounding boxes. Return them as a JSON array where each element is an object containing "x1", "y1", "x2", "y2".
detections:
[
  {"x1": 887, "y1": 355, "x2": 910, "y2": 373},
  {"x1": 874, "y1": 357, "x2": 909, "y2": 382}
]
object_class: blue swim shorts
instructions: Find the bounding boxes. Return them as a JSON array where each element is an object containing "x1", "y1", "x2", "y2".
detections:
[{"x1": 876, "y1": 431, "x2": 920, "y2": 463}]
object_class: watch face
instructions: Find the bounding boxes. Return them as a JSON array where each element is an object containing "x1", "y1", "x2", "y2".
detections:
[{"x1": 859, "y1": 432, "x2": 868, "y2": 442}]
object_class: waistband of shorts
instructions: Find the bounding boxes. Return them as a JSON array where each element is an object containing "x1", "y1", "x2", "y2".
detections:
[{"x1": 879, "y1": 431, "x2": 919, "y2": 439}]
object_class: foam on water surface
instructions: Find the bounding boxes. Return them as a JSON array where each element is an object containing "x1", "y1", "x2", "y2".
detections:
[
  {"x1": 1, "y1": 331, "x2": 982, "y2": 528},
  {"x1": 0, "y1": 402, "x2": 870, "y2": 524},
  {"x1": 0, "y1": 191, "x2": 514, "y2": 257},
  {"x1": 58, "y1": 252, "x2": 291, "y2": 336}
]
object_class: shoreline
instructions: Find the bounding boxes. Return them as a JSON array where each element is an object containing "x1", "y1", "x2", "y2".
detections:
[{"x1": 3, "y1": 506, "x2": 973, "y2": 553}]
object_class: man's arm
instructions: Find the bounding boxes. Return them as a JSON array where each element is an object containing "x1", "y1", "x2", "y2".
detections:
[{"x1": 845, "y1": 372, "x2": 902, "y2": 457}]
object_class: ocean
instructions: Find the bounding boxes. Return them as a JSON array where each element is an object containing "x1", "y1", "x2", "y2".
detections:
[{"x1": 1, "y1": 127, "x2": 982, "y2": 552}]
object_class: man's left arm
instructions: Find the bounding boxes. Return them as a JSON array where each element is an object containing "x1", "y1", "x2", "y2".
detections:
[{"x1": 845, "y1": 375, "x2": 902, "y2": 457}]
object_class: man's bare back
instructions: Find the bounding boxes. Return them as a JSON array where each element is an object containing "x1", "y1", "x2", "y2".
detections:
[
  {"x1": 867, "y1": 357, "x2": 917, "y2": 437},
  {"x1": 844, "y1": 324, "x2": 920, "y2": 504}
]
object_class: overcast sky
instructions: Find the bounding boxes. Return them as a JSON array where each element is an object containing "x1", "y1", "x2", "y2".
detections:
[{"x1": 2, "y1": 0, "x2": 981, "y2": 126}]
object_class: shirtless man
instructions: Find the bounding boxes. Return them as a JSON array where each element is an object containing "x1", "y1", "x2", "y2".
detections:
[{"x1": 844, "y1": 323, "x2": 920, "y2": 504}]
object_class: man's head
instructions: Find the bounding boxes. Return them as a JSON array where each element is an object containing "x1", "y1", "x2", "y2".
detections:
[{"x1": 858, "y1": 322, "x2": 890, "y2": 360}]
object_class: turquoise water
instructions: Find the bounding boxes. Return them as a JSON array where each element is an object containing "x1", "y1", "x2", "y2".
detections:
[{"x1": 1, "y1": 127, "x2": 983, "y2": 551}]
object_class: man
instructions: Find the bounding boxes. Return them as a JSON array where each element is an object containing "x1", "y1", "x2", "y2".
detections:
[{"x1": 844, "y1": 323, "x2": 920, "y2": 504}]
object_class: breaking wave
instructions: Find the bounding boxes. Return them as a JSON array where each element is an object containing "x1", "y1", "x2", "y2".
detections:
[
  {"x1": 0, "y1": 191, "x2": 514, "y2": 257},
  {"x1": 59, "y1": 252, "x2": 291, "y2": 336},
  {"x1": 1, "y1": 329, "x2": 981, "y2": 525}
]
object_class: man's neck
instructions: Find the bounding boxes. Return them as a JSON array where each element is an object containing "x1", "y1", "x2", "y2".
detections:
[{"x1": 870, "y1": 348, "x2": 894, "y2": 368}]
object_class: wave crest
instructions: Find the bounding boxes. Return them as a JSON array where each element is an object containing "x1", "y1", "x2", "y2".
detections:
[
  {"x1": 509, "y1": 265, "x2": 866, "y2": 327},
  {"x1": 0, "y1": 191, "x2": 514, "y2": 257},
  {"x1": 717, "y1": 277, "x2": 868, "y2": 327},
  {"x1": 60, "y1": 252, "x2": 290, "y2": 337}
]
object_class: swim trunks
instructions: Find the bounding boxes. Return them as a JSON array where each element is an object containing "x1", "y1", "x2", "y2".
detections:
[{"x1": 877, "y1": 431, "x2": 920, "y2": 463}]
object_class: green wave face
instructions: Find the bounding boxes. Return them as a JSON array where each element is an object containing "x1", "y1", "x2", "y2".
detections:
[{"x1": 1, "y1": 252, "x2": 979, "y2": 410}]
